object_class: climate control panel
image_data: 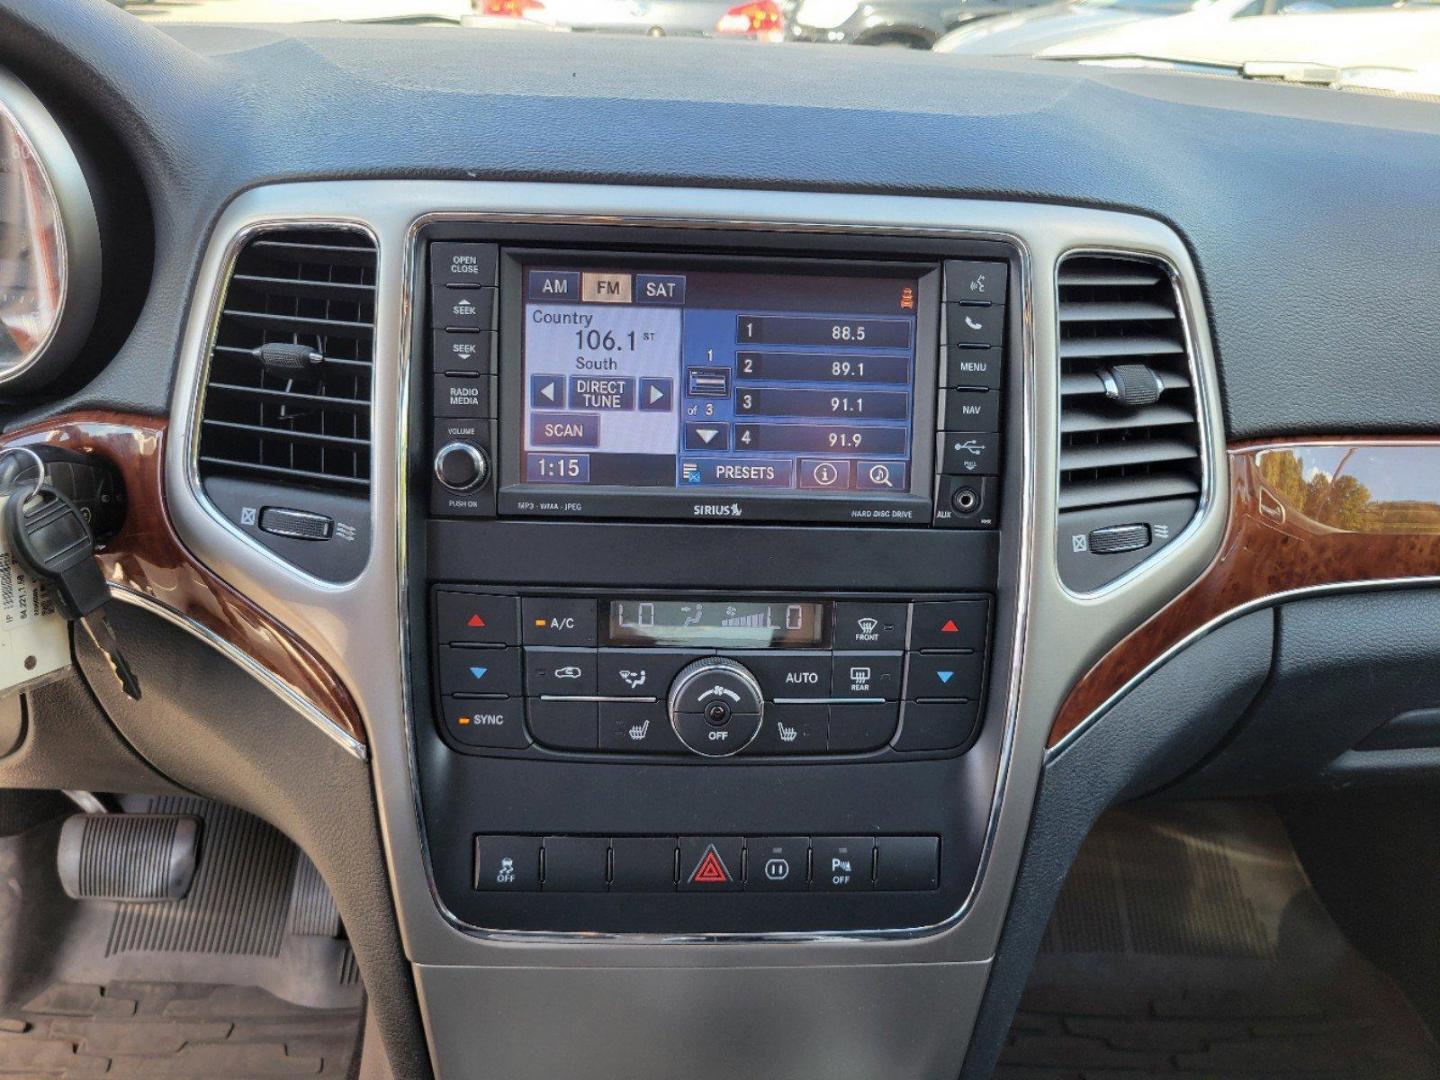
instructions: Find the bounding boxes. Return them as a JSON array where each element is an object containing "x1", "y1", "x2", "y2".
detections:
[{"x1": 431, "y1": 588, "x2": 991, "y2": 763}]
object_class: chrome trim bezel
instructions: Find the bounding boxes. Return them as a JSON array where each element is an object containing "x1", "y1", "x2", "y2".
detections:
[
  {"x1": 396, "y1": 208, "x2": 1038, "y2": 943},
  {"x1": 107, "y1": 583, "x2": 368, "y2": 761},
  {"x1": 1053, "y1": 248, "x2": 1218, "y2": 602}
]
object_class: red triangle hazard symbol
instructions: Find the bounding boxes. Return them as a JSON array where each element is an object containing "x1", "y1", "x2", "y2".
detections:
[
  {"x1": 467, "y1": 614, "x2": 486, "y2": 628},
  {"x1": 940, "y1": 619, "x2": 959, "y2": 633},
  {"x1": 689, "y1": 845, "x2": 731, "y2": 885}
]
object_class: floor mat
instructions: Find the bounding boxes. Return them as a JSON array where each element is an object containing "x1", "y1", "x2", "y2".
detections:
[
  {"x1": 997, "y1": 802, "x2": 1440, "y2": 1080},
  {"x1": 0, "y1": 980, "x2": 360, "y2": 1077}
]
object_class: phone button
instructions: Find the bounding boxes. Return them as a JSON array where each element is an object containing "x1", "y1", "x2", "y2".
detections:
[{"x1": 945, "y1": 303, "x2": 1005, "y2": 348}]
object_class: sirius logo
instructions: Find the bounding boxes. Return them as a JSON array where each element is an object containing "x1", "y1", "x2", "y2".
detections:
[{"x1": 693, "y1": 502, "x2": 743, "y2": 517}]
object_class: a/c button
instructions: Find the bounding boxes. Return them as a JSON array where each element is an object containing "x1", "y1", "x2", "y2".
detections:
[{"x1": 521, "y1": 598, "x2": 596, "y2": 646}]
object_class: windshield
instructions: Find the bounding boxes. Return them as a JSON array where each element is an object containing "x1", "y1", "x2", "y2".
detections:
[{"x1": 118, "y1": 0, "x2": 1440, "y2": 99}]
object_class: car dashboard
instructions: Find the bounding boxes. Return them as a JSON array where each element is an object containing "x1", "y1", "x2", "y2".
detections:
[{"x1": 0, "y1": 7, "x2": 1439, "y2": 1079}]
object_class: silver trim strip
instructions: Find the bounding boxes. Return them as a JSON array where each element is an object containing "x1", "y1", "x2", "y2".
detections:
[{"x1": 107, "y1": 584, "x2": 369, "y2": 762}]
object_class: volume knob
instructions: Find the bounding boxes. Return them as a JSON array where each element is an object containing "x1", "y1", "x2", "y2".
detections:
[{"x1": 434, "y1": 441, "x2": 490, "y2": 492}]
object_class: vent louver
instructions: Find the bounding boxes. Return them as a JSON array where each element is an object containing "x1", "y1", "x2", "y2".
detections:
[
  {"x1": 197, "y1": 228, "x2": 375, "y2": 494},
  {"x1": 1057, "y1": 254, "x2": 1201, "y2": 512}
]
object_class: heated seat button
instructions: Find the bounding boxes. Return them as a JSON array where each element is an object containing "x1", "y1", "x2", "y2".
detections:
[
  {"x1": 435, "y1": 592, "x2": 517, "y2": 646},
  {"x1": 812, "y1": 837, "x2": 874, "y2": 891},
  {"x1": 905, "y1": 652, "x2": 984, "y2": 700},
  {"x1": 526, "y1": 699, "x2": 597, "y2": 751},
  {"x1": 742, "y1": 652, "x2": 831, "y2": 700},
  {"x1": 474, "y1": 835, "x2": 540, "y2": 891},
  {"x1": 597, "y1": 649, "x2": 702, "y2": 697},
  {"x1": 524, "y1": 647, "x2": 598, "y2": 696},
  {"x1": 874, "y1": 837, "x2": 940, "y2": 891},
  {"x1": 746, "y1": 704, "x2": 828, "y2": 755},
  {"x1": 679, "y1": 837, "x2": 742, "y2": 892},
  {"x1": 610, "y1": 838, "x2": 678, "y2": 892},
  {"x1": 895, "y1": 700, "x2": 982, "y2": 752},
  {"x1": 599, "y1": 702, "x2": 686, "y2": 754},
  {"x1": 521, "y1": 598, "x2": 597, "y2": 647},
  {"x1": 439, "y1": 645, "x2": 521, "y2": 697},
  {"x1": 747, "y1": 837, "x2": 809, "y2": 892},
  {"x1": 442, "y1": 698, "x2": 529, "y2": 749},
  {"x1": 833, "y1": 602, "x2": 907, "y2": 650},
  {"x1": 542, "y1": 836, "x2": 609, "y2": 893},
  {"x1": 909, "y1": 600, "x2": 989, "y2": 652},
  {"x1": 832, "y1": 652, "x2": 903, "y2": 700},
  {"x1": 828, "y1": 703, "x2": 899, "y2": 753}
]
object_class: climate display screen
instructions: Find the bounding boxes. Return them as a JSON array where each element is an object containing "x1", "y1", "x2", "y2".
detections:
[{"x1": 520, "y1": 264, "x2": 920, "y2": 496}]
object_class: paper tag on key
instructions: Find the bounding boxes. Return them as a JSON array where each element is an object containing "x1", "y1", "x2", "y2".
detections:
[{"x1": 0, "y1": 492, "x2": 73, "y2": 697}]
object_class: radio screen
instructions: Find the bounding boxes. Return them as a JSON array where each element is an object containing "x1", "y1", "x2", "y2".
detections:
[
  {"x1": 520, "y1": 264, "x2": 919, "y2": 496},
  {"x1": 604, "y1": 599, "x2": 828, "y2": 649}
]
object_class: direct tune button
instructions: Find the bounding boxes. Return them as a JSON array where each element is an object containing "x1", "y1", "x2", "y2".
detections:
[{"x1": 668, "y1": 657, "x2": 764, "y2": 758}]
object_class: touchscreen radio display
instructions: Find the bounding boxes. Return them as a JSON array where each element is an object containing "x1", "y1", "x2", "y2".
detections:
[{"x1": 520, "y1": 263, "x2": 920, "y2": 498}]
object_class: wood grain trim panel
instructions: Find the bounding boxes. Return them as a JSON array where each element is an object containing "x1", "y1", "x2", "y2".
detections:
[
  {"x1": 1050, "y1": 438, "x2": 1440, "y2": 748},
  {"x1": 3, "y1": 411, "x2": 365, "y2": 746}
]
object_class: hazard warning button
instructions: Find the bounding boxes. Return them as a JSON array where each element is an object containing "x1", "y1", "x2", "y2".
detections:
[
  {"x1": 679, "y1": 838, "x2": 743, "y2": 892},
  {"x1": 909, "y1": 600, "x2": 988, "y2": 652},
  {"x1": 435, "y1": 592, "x2": 518, "y2": 646}
]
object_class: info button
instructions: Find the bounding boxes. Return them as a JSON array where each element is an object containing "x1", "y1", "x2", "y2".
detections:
[{"x1": 798, "y1": 459, "x2": 851, "y2": 490}]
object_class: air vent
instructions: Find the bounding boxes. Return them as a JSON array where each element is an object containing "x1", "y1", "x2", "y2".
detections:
[
  {"x1": 1057, "y1": 254, "x2": 1200, "y2": 512},
  {"x1": 197, "y1": 228, "x2": 375, "y2": 494}
]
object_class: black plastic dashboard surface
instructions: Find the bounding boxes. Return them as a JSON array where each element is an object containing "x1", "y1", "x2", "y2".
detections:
[{"x1": 2, "y1": 3, "x2": 1440, "y2": 439}]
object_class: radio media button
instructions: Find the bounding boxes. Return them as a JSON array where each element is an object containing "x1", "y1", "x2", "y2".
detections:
[
  {"x1": 435, "y1": 591, "x2": 517, "y2": 645},
  {"x1": 599, "y1": 702, "x2": 686, "y2": 754},
  {"x1": 874, "y1": 836, "x2": 940, "y2": 891},
  {"x1": 905, "y1": 652, "x2": 984, "y2": 700},
  {"x1": 833, "y1": 602, "x2": 906, "y2": 650},
  {"x1": 832, "y1": 653, "x2": 903, "y2": 700},
  {"x1": 524, "y1": 647, "x2": 598, "y2": 696},
  {"x1": 747, "y1": 837, "x2": 809, "y2": 892},
  {"x1": 440, "y1": 645, "x2": 521, "y2": 697},
  {"x1": 895, "y1": 700, "x2": 982, "y2": 752},
  {"x1": 945, "y1": 303, "x2": 1005, "y2": 348},
  {"x1": 812, "y1": 837, "x2": 874, "y2": 891},
  {"x1": 910, "y1": 600, "x2": 989, "y2": 651},
  {"x1": 597, "y1": 650, "x2": 702, "y2": 697},
  {"x1": 443, "y1": 697, "x2": 529, "y2": 749},
  {"x1": 522, "y1": 598, "x2": 597, "y2": 646},
  {"x1": 944, "y1": 259, "x2": 1006, "y2": 305},
  {"x1": 747, "y1": 705, "x2": 827, "y2": 754},
  {"x1": 433, "y1": 285, "x2": 496, "y2": 332},
  {"x1": 433, "y1": 330, "x2": 493, "y2": 375},
  {"x1": 740, "y1": 652, "x2": 831, "y2": 700},
  {"x1": 679, "y1": 837, "x2": 742, "y2": 892},
  {"x1": 938, "y1": 431, "x2": 1000, "y2": 477},
  {"x1": 474, "y1": 835, "x2": 541, "y2": 891},
  {"x1": 941, "y1": 345, "x2": 1002, "y2": 391},
  {"x1": 828, "y1": 703, "x2": 899, "y2": 752},
  {"x1": 526, "y1": 700, "x2": 597, "y2": 751},
  {"x1": 431, "y1": 243, "x2": 497, "y2": 288},
  {"x1": 435, "y1": 374, "x2": 494, "y2": 419},
  {"x1": 941, "y1": 388, "x2": 1000, "y2": 432}
]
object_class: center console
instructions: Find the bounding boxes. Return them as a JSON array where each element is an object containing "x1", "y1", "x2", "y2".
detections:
[{"x1": 409, "y1": 218, "x2": 1021, "y2": 936}]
